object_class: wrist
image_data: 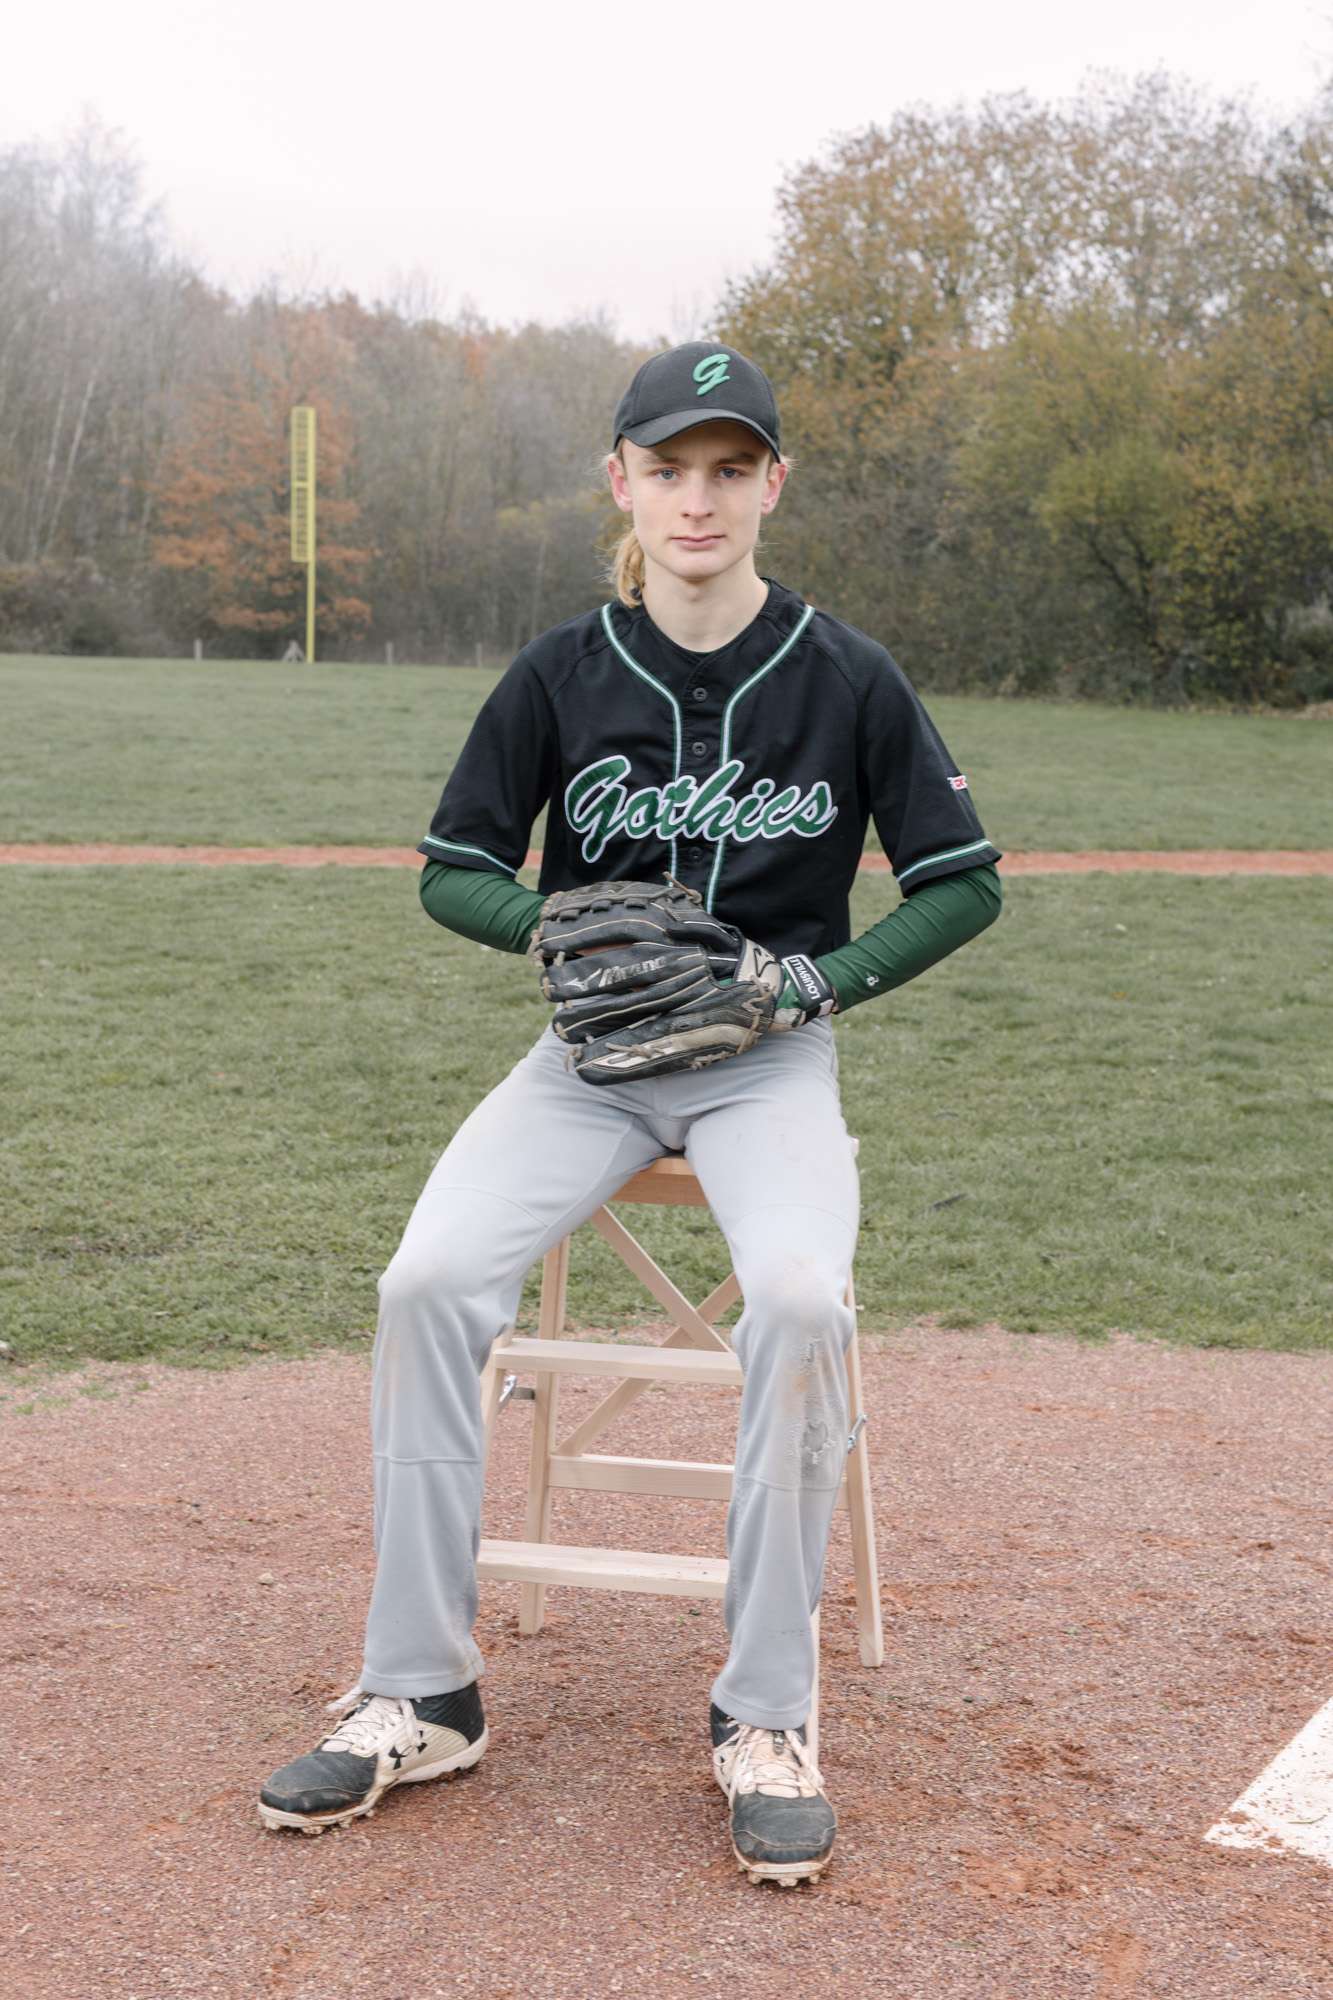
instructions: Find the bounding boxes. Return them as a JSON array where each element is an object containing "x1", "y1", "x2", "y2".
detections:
[{"x1": 778, "y1": 953, "x2": 837, "y2": 1024}]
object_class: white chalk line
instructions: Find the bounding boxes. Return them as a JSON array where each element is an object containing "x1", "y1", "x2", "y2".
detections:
[{"x1": 1206, "y1": 1693, "x2": 1333, "y2": 1870}]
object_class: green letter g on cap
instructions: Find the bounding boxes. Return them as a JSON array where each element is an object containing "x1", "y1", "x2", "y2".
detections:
[{"x1": 693, "y1": 353, "x2": 731, "y2": 395}]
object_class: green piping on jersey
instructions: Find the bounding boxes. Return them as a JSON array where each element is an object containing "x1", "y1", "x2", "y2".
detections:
[
  {"x1": 600, "y1": 604, "x2": 684, "y2": 878},
  {"x1": 704, "y1": 603, "x2": 815, "y2": 911},
  {"x1": 896, "y1": 837, "x2": 994, "y2": 887},
  {"x1": 421, "y1": 834, "x2": 517, "y2": 875}
]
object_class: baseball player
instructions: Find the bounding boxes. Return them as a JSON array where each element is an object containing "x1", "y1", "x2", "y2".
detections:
[{"x1": 259, "y1": 342, "x2": 1002, "y2": 1886}]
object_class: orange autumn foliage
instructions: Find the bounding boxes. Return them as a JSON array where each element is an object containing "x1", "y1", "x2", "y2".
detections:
[{"x1": 152, "y1": 306, "x2": 371, "y2": 646}]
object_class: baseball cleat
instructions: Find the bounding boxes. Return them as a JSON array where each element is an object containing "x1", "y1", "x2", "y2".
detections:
[
  {"x1": 710, "y1": 1702, "x2": 835, "y2": 1885},
  {"x1": 258, "y1": 1682, "x2": 487, "y2": 1833}
]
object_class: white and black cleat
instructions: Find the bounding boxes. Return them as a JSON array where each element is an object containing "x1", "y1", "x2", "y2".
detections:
[
  {"x1": 711, "y1": 1702, "x2": 835, "y2": 1886},
  {"x1": 259, "y1": 1683, "x2": 487, "y2": 1833}
]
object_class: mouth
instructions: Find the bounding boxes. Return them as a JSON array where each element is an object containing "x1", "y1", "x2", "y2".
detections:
[{"x1": 673, "y1": 535, "x2": 722, "y2": 548}]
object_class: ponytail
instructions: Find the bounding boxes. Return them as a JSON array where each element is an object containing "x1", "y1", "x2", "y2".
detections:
[{"x1": 610, "y1": 526, "x2": 646, "y2": 608}]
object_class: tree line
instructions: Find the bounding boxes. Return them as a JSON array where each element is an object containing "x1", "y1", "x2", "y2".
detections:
[{"x1": 1, "y1": 72, "x2": 1329, "y2": 704}]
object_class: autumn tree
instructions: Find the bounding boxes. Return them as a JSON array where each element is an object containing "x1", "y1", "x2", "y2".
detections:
[
  {"x1": 3, "y1": 77, "x2": 1328, "y2": 696},
  {"x1": 720, "y1": 74, "x2": 1332, "y2": 702},
  {"x1": 151, "y1": 301, "x2": 371, "y2": 651},
  {"x1": 0, "y1": 118, "x2": 207, "y2": 651},
  {"x1": 1169, "y1": 84, "x2": 1333, "y2": 702}
]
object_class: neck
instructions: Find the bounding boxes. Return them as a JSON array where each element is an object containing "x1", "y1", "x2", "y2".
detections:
[{"x1": 639, "y1": 561, "x2": 768, "y2": 651}]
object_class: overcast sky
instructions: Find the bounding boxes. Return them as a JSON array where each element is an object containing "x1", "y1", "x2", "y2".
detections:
[{"x1": 5, "y1": 0, "x2": 1328, "y2": 339}]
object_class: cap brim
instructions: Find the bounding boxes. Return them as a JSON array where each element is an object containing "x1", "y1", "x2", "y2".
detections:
[{"x1": 619, "y1": 410, "x2": 780, "y2": 459}]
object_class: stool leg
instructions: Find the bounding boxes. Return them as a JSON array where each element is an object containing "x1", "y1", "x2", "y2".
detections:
[
  {"x1": 480, "y1": 1328, "x2": 513, "y2": 1470},
  {"x1": 844, "y1": 1283, "x2": 885, "y2": 1668},
  {"x1": 519, "y1": 1236, "x2": 569, "y2": 1635}
]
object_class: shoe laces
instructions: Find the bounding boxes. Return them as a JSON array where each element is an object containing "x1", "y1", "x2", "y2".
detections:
[
  {"x1": 727, "y1": 1722, "x2": 825, "y2": 1803},
  {"x1": 319, "y1": 1686, "x2": 419, "y2": 1759}
]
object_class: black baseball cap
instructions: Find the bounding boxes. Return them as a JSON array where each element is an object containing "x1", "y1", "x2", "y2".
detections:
[{"x1": 613, "y1": 342, "x2": 781, "y2": 460}]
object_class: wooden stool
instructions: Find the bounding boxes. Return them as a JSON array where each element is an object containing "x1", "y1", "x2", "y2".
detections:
[{"x1": 477, "y1": 1152, "x2": 884, "y2": 1761}]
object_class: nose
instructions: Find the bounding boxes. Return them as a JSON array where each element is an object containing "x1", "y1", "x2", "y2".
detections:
[{"x1": 678, "y1": 474, "x2": 714, "y2": 520}]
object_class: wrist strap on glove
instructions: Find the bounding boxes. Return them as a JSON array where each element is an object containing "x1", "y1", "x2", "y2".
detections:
[{"x1": 779, "y1": 953, "x2": 837, "y2": 1023}]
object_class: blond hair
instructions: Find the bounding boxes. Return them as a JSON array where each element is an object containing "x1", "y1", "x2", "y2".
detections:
[
  {"x1": 605, "y1": 446, "x2": 790, "y2": 609},
  {"x1": 610, "y1": 522, "x2": 648, "y2": 607}
]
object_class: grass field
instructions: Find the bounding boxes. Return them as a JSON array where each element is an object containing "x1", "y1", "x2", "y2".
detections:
[
  {"x1": 3, "y1": 866, "x2": 1329, "y2": 1366},
  {"x1": 2, "y1": 653, "x2": 1330, "y2": 852}
]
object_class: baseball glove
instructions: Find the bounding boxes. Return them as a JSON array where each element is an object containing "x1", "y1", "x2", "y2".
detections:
[{"x1": 530, "y1": 877, "x2": 786, "y2": 1083}]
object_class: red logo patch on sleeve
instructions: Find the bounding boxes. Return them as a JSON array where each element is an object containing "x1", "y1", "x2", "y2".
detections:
[{"x1": 949, "y1": 774, "x2": 968, "y2": 791}]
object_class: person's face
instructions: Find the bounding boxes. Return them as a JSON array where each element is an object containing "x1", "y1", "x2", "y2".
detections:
[{"x1": 607, "y1": 421, "x2": 787, "y2": 587}]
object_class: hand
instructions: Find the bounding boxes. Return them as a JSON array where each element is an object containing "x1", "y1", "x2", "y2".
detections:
[
  {"x1": 565, "y1": 967, "x2": 783, "y2": 1083},
  {"x1": 531, "y1": 878, "x2": 738, "y2": 1043},
  {"x1": 769, "y1": 952, "x2": 838, "y2": 1032},
  {"x1": 529, "y1": 876, "x2": 833, "y2": 1083}
]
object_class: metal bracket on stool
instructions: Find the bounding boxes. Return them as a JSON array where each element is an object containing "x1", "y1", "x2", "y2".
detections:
[
  {"x1": 846, "y1": 1411, "x2": 867, "y2": 1453},
  {"x1": 497, "y1": 1372, "x2": 536, "y2": 1411}
]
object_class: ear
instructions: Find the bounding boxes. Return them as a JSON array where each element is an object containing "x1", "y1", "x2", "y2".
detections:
[
  {"x1": 606, "y1": 451, "x2": 635, "y2": 517},
  {"x1": 759, "y1": 457, "x2": 788, "y2": 517}
]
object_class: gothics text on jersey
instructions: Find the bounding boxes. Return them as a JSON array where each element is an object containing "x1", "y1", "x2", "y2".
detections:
[{"x1": 565, "y1": 755, "x2": 838, "y2": 865}]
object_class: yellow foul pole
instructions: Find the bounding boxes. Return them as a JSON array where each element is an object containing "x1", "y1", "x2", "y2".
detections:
[{"x1": 290, "y1": 405, "x2": 317, "y2": 662}]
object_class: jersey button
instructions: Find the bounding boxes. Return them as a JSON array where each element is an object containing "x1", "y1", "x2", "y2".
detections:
[
  {"x1": 690, "y1": 686, "x2": 708, "y2": 703},
  {"x1": 684, "y1": 845, "x2": 703, "y2": 865},
  {"x1": 690, "y1": 739, "x2": 708, "y2": 757}
]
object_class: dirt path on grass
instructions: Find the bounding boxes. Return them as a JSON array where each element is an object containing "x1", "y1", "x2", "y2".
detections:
[
  {"x1": 3, "y1": 1328, "x2": 1331, "y2": 1999},
  {"x1": 2, "y1": 841, "x2": 1332, "y2": 873}
]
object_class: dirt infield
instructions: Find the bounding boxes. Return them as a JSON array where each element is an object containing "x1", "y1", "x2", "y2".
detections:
[
  {"x1": 2, "y1": 842, "x2": 1332, "y2": 874},
  {"x1": 4, "y1": 1328, "x2": 1331, "y2": 1999}
]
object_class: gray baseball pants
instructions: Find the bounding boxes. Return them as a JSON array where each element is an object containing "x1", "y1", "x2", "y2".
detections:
[{"x1": 361, "y1": 1016, "x2": 860, "y2": 1730}]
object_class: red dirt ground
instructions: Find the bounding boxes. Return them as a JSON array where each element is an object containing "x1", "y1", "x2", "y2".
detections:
[
  {"x1": 2, "y1": 842, "x2": 1332, "y2": 874},
  {"x1": 3, "y1": 1329, "x2": 1331, "y2": 1999}
]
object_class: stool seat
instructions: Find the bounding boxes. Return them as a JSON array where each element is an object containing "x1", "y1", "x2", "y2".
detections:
[
  {"x1": 610, "y1": 1154, "x2": 711, "y2": 1205},
  {"x1": 494, "y1": 1333, "x2": 743, "y2": 1386},
  {"x1": 478, "y1": 1147, "x2": 884, "y2": 1760}
]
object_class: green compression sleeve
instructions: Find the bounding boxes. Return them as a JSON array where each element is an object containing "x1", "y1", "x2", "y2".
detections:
[
  {"x1": 422, "y1": 857, "x2": 1001, "y2": 1006},
  {"x1": 419, "y1": 858, "x2": 546, "y2": 955},
  {"x1": 794, "y1": 863, "x2": 1003, "y2": 1015}
]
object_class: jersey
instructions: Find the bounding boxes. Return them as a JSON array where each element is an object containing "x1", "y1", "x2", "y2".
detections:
[{"x1": 418, "y1": 580, "x2": 1001, "y2": 960}]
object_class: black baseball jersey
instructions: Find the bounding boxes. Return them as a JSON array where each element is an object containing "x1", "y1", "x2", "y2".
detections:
[{"x1": 419, "y1": 581, "x2": 1001, "y2": 959}]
